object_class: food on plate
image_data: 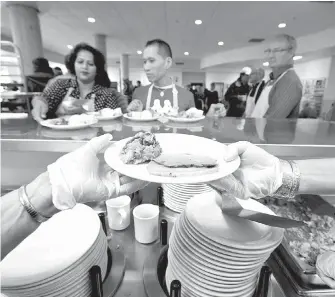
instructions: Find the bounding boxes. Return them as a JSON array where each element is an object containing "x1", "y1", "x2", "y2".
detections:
[
  {"x1": 120, "y1": 132, "x2": 162, "y2": 164},
  {"x1": 99, "y1": 107, "x2": 122, "y2": 117},
  {"x1": 53, "y1": 114, "x2": 95, "y2": 126},
  {"x1": 147, "y1": 153, "x2": 219, "y2": 177},
  {"x1": 127, "y1": 99, "x2": 143, "y2": 112},
  {"x1": 151, "y1": 99, "x2": 179, "y2": 117},
  {"x1": 260, "y1": 196, "x2": 335, "y2": 266},
  {"x1": 126, "y1": 110, "x2": 156, "y2": 120},
  {"x1": 169, "y1": 107, "x2": 204, "y2": 119}
]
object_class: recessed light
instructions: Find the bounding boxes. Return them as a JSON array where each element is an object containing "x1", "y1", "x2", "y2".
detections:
[
  {"x1": 184, "y1": 52, "x2": 189, "y2": 56},
  {"x1": 218, "y1": 41, "x2": 224, "y2": 46},
  {"x1": 137, "y1": 50, "x2": 142, "y2": 55},
  {"x1": 263, "y1": 62, "x2": 269, "y2": 67},
  {"x1": 88, "y1": 17, "x2": 96, "y2": 23},
  {"x1": 195, "y1": 20, "x2": 202, "y2": 25},
  {"x1": 293, "y1": 55, "x2": 303, "y2": 61},
  {"x1": 278, "y1": 23, "x2": 286, "y2": 28},
  {"x1": 67, "y1": 45, "x2": 73, "y2": 50}
]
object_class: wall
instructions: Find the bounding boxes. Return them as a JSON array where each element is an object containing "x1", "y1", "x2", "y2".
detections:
[
  {"x1": 321, "y1": 55, "x2": 335, "y2": 113},
  {"x1": 182, "y1": 72, "x2": 206, "y2": 86},
  {"x1": 205, "y1": 71, "x2": 240, "y2": 88},
  {"x1": 295, "y1": 57, "x2": 332, "y2": 80}
]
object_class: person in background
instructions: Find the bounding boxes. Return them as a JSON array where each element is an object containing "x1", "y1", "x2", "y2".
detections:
[
  {"x1": 194, "y1": 85, "x2": 206, "y2": 111},
  {"x1": 225, "y1": 67, "x2": 251, "y2": 117},
  {"x1": 26, "y1": 58, "x2": 55, "y2": 93},
  {"x1": 31, "y1": 43, "x2": 128, "y2": 122},
  {"x1": 130, "y1": 39, "x2": 194, "y2": 111},
  {"x1": 134, "y1": 80, "x2": 141, "y2": 90},
  {"x1": 53, "y1": 67, "x2": 63, "y2": 77},
  {"x1": 253, "y1": 34, "x2": 302, "y2": 118},
  {"x1": 299, "y1": 101, "x2": 318, "y2": 119},
  {"x1": 204, "y1": 82, "x2": 219, "y2": 114},
  {"x1": 123, "y1": 78, "x2": 134, "y2": 104},
  {"x1": 245, "y1": 68, "x2": 266, "y2": 117}
]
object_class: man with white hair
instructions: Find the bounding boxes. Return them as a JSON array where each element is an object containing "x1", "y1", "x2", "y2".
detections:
[
  {"x1": 252, "y1": 34, "x2": 302, "y2": 118},
  {"x1": 245, "y1": 68, "x2": 266, "y2": 117}
]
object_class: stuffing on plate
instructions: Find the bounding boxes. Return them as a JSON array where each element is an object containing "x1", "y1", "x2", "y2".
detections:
[{"x1": 120, "y1": 132, "x2": 162, "y2": 164}]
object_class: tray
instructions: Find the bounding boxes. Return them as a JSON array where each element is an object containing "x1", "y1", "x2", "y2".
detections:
[{"x1": 260, "y1": 195, "x2": 335, "y2": 286}]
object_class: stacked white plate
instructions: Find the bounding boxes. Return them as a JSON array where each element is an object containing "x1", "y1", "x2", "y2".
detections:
[
  {"x1": 162, "y1": 183, "x2": 213, "y2": 213},
  {"x1": 166, "y1": 192, "x2": 284, "y2": 297},
  {"x1": 1, "y1": 204, "x2": 108, "y2": 297}
]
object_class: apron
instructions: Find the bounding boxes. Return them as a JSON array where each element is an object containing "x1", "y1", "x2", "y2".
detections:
[
  {"x1": 245, "y1": 81, "x2": 264, "y2": 117},
  {"x1": 146, "y1": 81, "x2": 179, "y2": 110},
  {"x1": 251, "y1": 68, "x2": 293, "y2": 118}
]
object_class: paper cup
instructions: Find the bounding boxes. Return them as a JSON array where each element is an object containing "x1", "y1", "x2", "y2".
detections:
[
  {"x1": 133, "y1": 204, "x2": 159, "y2": 244},
  {"x1": 106, "y1": 196, "x2": 131, "y2": 231}
]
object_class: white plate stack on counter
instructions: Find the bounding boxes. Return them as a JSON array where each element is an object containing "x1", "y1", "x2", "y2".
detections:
[
  {"x1": 166, "y1": 191, "x2": 284, "y2": 297},
  {"x1": 162, "y1": 183, "x2": 213, "y2": 213},
  {"x1": 0, "y1": 204, "x2": 108, "y2": 297}
]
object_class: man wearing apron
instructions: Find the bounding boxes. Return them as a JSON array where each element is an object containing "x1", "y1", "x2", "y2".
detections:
[
  {"x1": 245, "y1": 68, "x2": 265, "y2": 117},
  {"x1": 131, "y1": 39, "x2": 194, "y2": 112},
  {"x1": 251, "y1": 34, "x2": 303, "y2": 118}
]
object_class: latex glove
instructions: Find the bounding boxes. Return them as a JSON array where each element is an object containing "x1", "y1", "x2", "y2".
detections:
[
  {"x1": 32, "y1": 97, "x2": 48, "y2": 122},
  {"x1": 127, "y1": 99, "x2": 143, "y2": 112},
  {"x1": 316, "y1": 252, "x2": 335, "y2": 288},
  {"x1": 207, "y1": 103, "x2": 227, "y2": 117},
  {"x1": 210, "y1": 141, "x2": 283, "y2": 200},
  {"x1": 56, "y1": 98, "x2": 85, "y2": 116},
  {"x1": 47, "y1": 134, "x2": 149, "y2": 210}
]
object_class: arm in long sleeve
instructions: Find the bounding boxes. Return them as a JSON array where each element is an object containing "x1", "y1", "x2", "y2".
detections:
[
  {"x1": 1, "y1": 173, "x2": 58, "y2": 259},
  {"x1": 296, "y1": 159, "x2": 335, "y2": 196},
  {"x1": 265, "y1": 78, "x2": 302, "y2": 119},
  {"x1": 41, "y1": 79, "x2": 69, "y2": 115},
  {"x1": 111, "y1": 90, "x2": 128, "y2": 113}
]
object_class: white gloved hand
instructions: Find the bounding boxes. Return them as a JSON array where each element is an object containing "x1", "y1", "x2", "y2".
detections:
[
  {"x1": 48, "y1": 134, "x2": 149, "y2": 210},
  {"x1": 210, "y1": 141, "x2": 283, "y2": 200},
  {"x1": 206, "y1": 103, "x2": 227, "y2": 117},
  {"x1": 32, "y1": 97, "x2": 48, "y2": 122},
  {"x1": 316, "y1": 251, "x2": 335, "y2": 288}
]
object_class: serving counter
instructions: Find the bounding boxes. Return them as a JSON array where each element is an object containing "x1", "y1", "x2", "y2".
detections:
[{"x1": 1, "y1": 115, "x2": 335, "y2": 297}]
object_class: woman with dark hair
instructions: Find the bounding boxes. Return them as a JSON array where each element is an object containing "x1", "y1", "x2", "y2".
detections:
[{"x1": 32, "y1": 43, "x2": 128, "y2": 121}]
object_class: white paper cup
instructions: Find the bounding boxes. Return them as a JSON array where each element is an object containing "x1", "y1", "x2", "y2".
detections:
[
  {"x1": 106, "y1": 196, "x2": 131, "y2": 231},
  {"x1": 133, "y1": 204, "x2": 159, "y2": 244}
]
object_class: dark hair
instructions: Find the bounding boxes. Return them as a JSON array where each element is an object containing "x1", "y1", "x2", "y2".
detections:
[
  {"x1": 145, "y1": 39, "x2": 172, "y2": 58},
  {"x1": 67, "y1": 43, "x2": 110, "y2": 87},
  {"x1": 64, "y1": 54, "x2": 71, "y2": 71},
  {"x1": 32, "y1": 57, "x2": 54, "y2": 75}
]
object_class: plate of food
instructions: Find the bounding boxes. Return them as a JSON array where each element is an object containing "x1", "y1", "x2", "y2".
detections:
[
  {"x1": 123, "y1": 110, "x2": 159, "y2": 122},
  {"x1": 40, "y1": 114, "x2": 98, "y2": 130},
  {"x1": 86, "y1": 108, "x2": 123, "y2": 121},
  {"x1": 104, "y1": 132, "x2": 240, "y2": 184},
  {"x1": 166, "y1": 107, "x2": 205, "y2": 123}
]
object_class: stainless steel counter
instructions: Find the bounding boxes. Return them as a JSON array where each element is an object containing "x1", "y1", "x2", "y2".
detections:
[{"x1": 2, "y1": 116, "x2": 335, "y2": 157}]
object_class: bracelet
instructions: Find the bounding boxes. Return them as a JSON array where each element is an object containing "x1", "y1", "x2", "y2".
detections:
[
  {"x1": 19, "y1": 185, "x2": 51, "y2": 223},
  {"x1": 272, "y1": 160, "x2": 301, "y2": 200}
]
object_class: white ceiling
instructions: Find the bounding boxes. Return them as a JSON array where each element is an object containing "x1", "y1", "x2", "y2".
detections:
[{"x1": 1, "y1": 1, "x2": 335, "y2": 65}]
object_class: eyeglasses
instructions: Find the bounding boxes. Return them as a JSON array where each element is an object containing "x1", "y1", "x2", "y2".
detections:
[{"x1": 264, "y1": 47, "x2": 292, "y2": 55}]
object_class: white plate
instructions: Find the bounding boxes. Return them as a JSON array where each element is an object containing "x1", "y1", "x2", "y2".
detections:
[
  {"x1": 95, "y1": 114, "x2": 123, "y2": 121},
  {"x1": 123, "y1": 114, "x2": 159, "y2": 122},
  {"x1": 104, "y1": 133, "x2": 240, "y2": 184},
  {"x1": 166, "y1": 115, "x2": 205, "y2": 123},
  {"x1": 40, "y1": 118, "x2": 98, "y2": 130}
]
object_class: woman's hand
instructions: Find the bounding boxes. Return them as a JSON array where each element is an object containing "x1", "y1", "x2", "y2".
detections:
[
  {"x1": 210, "y1": 141, "x2": 283, "y2": 200},
  {"x1": 48, "y1": 134, "x2": 149, "y2": 210},
  {"x1": 56, "y1": 99, "x2": 86, "y2": 116},
  {"x1": 32, "y1": 97, "x2": 48, "y2": 122},
  {"x1": 316, "y1": 252, "x2": 335, "y2": 288}
]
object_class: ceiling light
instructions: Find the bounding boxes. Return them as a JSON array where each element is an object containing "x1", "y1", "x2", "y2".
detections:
[
  {"x1": 278, "y1": 23, "x2": 286, "y2": 28},
  {"x1": 137, "y1": 50, "x2": 142, "y2": 55},
  {"x1": 195, "y1": 20, "x2": 202, "y2": 25},
  {"x1": 218, "y1": 41, "x2": 224, "y2": 46},
  {"x1": 263, "y1": 62, "x2": 269, "y2": 67},
  {"x1": 184, "y1": 52, "x2": 189, "y2": 56},
  {"x1": 88, "y1": 17, "x2": 96, "y2": 23},
  {"x1": 67, "y1": 45, "x2": 73, "y2": 50},
  {"x1": 293, "y1": 55, "x2": 303, "y2": 61}
]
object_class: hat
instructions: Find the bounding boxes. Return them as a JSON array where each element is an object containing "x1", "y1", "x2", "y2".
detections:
[{"x1": 241, "y1": 67, "x2": 252, "y2": 75}]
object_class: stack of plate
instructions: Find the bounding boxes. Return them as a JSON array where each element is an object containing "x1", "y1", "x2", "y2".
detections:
[
  {"x1": 166, "y1": 192, "x2": 284, "y2": 297},
  {"x1": 1, "y1": 204, "x2": 108, "y2": 297},
  {"x1": 162, "y1": 183, "x2": 213, "y2": 213}
]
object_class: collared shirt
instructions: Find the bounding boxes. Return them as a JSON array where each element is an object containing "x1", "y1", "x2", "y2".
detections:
[
  {"x1": 132, "y1": 84, "x2": 194, "y2": 111},
  {"x1": 42, "y1": 78, "x2": 128, "y2": 118},
  {"x1": 265, "y1": 65, "x2": 303, "y2": 119}
]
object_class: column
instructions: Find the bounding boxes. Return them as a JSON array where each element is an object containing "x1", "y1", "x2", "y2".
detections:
[
  {"x1": 94, "y1": 34, "x2": 107, "y2": 59},
  {"x1": 7, "y1": 2, "x2": 44, "y2": 75},
  {"x1": 120, "y1": 54, "x2": 129, "y2": 93},
  {"x1": 322, "y1": 55, "x2": 335, "y2": 113}
]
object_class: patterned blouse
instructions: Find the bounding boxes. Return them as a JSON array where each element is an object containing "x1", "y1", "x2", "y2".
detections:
[{"x1": 42, "y1": 78, "x2": 128, "y2": 118}]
